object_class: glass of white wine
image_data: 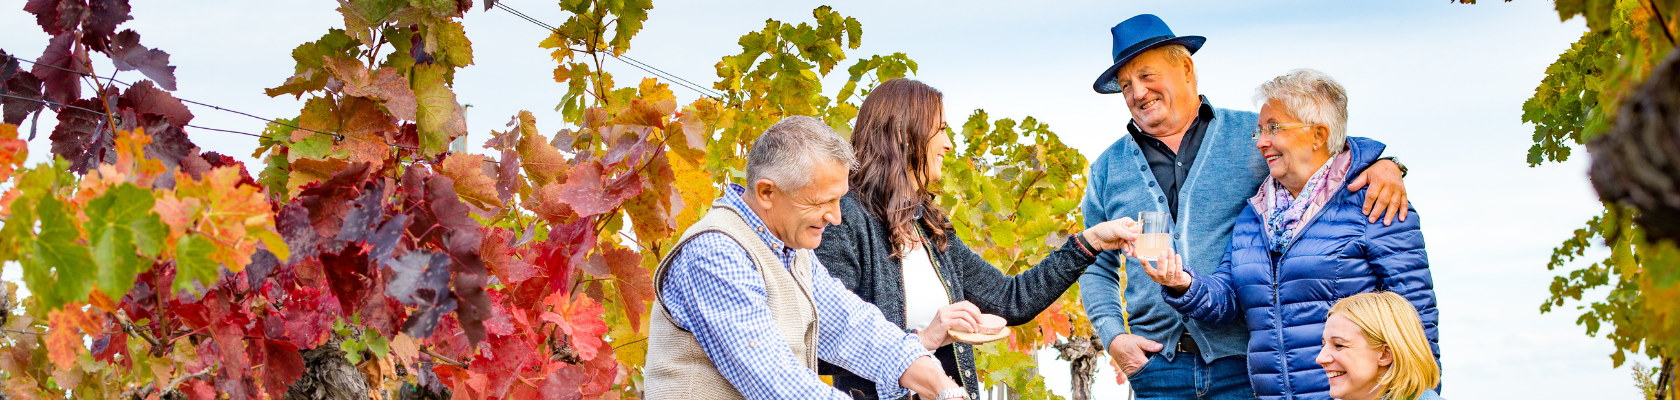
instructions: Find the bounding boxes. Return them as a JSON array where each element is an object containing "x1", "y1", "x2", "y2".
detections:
[{"x1": 1135, "y1": 211, "x2": 1171, "y2": 261}]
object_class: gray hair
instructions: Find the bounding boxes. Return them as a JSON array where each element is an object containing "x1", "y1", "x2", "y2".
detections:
[
  {"x1": 746, "y1": 116, "x2": 857, "y2": 190},
  {"x1": 1253, "y1": 68, "x2": 1349, "y2": 154}
]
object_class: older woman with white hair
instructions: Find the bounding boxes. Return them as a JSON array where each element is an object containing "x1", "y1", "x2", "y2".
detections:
[{"x1": 1136, "y1": 69, "x2": 1440, "y2": 400}]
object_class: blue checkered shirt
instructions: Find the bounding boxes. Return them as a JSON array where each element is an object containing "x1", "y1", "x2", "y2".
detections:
[{"x1": 660, "y1": 184, "x2": 931, "y2": 400}]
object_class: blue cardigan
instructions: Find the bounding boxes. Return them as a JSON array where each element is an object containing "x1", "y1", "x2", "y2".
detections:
[
  {"x1": 1079, "y1": 105, "x2": 1267, "y2": 363},
  {"x1": 1163, "y1": 138, "x2": 1439, "y2": 400}
]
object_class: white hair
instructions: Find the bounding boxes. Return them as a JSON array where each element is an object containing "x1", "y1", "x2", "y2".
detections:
[
  {"x1": 746, "y1": 116, "x2": 857, "y2": 190},
  {"x1": 1253, "y1": 68, "x2": 1349, "y2": 154}
]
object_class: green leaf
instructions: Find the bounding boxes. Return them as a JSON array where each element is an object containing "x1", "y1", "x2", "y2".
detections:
[
  {"x1": 412, "y1": 63, "x2": 466, "y2": 157},
  {"x1": 435, "y1": 21, "x2": 473, "y2": 68},
  {"x1": 173, "y1": 234, "x2": 219, "y2": 295},
  {"x1": 85, "y1": 183, "x2": 166, "y2": 299},
  {"x1": 21, "y1": 196, "x2": 95, "y2": 311}
]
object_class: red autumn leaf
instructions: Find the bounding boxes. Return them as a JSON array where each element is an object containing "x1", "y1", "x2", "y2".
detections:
[
  {"x1": 481, "y1": 227, "x2": 537, "y2": 284},
  {"x1": 116, "y1": 79, "x2": 192, "y2": 127},
  {"x1": 558, "y1": 161, "x2": 643, "y2": 218},
  {"x1": 606, "y1": 246, "x2": 654, "y2": 333},
  {"x1": 281, "y1": 285, "x2": 340, "y2": 349},
  {"x1": 258, "y1": 339, "x2": 305, "y2": 400},
  {"x1": 185, "y1": 377, "x2": 216, "y2": 400},
  {"x1": 31, "y1": 33, "x2": 89, "y2": 105},
  {"x1": 384, "y1": 250, "x2": 456, "y2": 339},
  {"x1": 561, "y1": 295, "x2": 608, "y2": 361},
  {"x1": 623, "y1": 151, "x2": 680, "y2": 244},
  {"x1": 319, "y1": 244, "x2": 372, "y2": 312},
  {"x1": 108, "y1": 30, "x2": 177, "y2": 90},
  {"x1": 470, "y1": 334, "x2": 540, "y2": 398},
  {"x1": 80, "y1": 0, "x2": 132, "y2": 52},
  {"x1": 538, "y1": 364, "x2": 588, "y2": 400}
]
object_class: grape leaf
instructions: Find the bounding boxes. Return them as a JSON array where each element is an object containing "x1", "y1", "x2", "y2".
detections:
[
  {"x1": 481, "y1": 227, "x2": 536, "y2": 284},
  {"x1": 108, "y1": 30, "x2": 177, "y2": 91},
  {"x1": 557, "y1": 294, "x2": 607, "y2": 361},
  {"x1": 80, "y1": 0, "x2": 133, "y2": 52},
  {"x1": 623, "y1": 151, "x2": 679, "y2": 242},
  {"x1": 0, "y1": 124, "x2": 27, "y2": 183},
  {"x1": 281, "y1": 285, "x2": 339, "y2": 349},
  {"x1": 557, "y1": 161, "x2": 642, "y2": 218},
  {"x1": 31, "y1": 32, "x2": 89, "y2": 105},
  {"x1": 320, "y1": 245, "x2": 373, "y2": 313},
  {"x1": 470, "y1": 335, "x2": 537, "y2": 398},
  {"x1": 322, "y1": 58, "x2": 418, "y2": 120},
  {"x1": 267, "y1": 29, "x2": 360, "y2": 98},
  {"x1": 439, "y1": 153, "x2": 500, "y2": 210},
  {"x1": 434, "y1": 21, "x2": 474, "y2": 68},
  {"x1": 84, "y1": 182, "x2": 166, "y2": 300},
  {"x1": 514, "y1": 111, "x2": 568, "y2": 187},
  {"x1": 258, "y1": 339, "x2": 305, "y2": 400},
  {"x1": 49, "y1": 97, "x2": 116, "y2": 173},
  {"x1": 116, "y1": 79, "x2": 192, "y2": 131},
  {"x1": 24, "y1": 0, "x2": 86, "y2": 36},
  {"x1": 2, "y1": 70, "x2": 46, "y2": 125},
  {"x1": 368, "y1": 213, "x2": 409, "y2": 263},
  {"x1": 335, "y1": 178, "x2": 386, "y2": 244},
  {"x1": 18, "y1": 196, "x2": 96, "y2": 310},
  {"x1": 412, "y1": 63, "x2": 466, "y2": 156},
  {"x1": 276, "y1": 202, "x2": 320, "y2": 265},
  {"x1": 605, "y1": 245, "x2": 653, "y2": 333},
  {"x1": 45, "y1": 303, "x2": 97, "y2": 370},
  {"x1": 172, "y1": 234, "x2": 218, "y2": 294},
  {"x1": 385, "y1": 250, "x2": 456, "y2": 338}
]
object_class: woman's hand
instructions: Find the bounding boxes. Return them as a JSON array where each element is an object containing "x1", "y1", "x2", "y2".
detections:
[
  {"x1": 919, "y1": 301, "x2": 982, "y2": 350},
  {"x1": 1139, "y1": 248, "x2": 1191, "y2": 294},
  {"x1": 1082, "y1": 217, "x2": 1141, "y2": 253}
]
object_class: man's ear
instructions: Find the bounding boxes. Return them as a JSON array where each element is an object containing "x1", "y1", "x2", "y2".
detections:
[
  {"x1": 752, "y1": 178, "x2": 779, "y2": 207},
  {"x1": 1181, "y1": 56, "x2": 1197, "y2": 86}
]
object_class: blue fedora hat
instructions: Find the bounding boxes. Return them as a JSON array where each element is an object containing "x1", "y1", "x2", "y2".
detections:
[{"x1": 1093, "y1": 14, "x2": 1205, "y2": 94}]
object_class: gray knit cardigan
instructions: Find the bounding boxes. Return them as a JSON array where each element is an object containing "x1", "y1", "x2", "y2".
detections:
[{"x1": 814, "y1": 192, "x2": 1098, "y2": 400}]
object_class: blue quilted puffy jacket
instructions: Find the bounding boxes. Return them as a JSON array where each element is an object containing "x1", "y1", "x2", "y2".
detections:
[{"x1": 1162, "y1": 138, "x2": 1439, "y2": 400}]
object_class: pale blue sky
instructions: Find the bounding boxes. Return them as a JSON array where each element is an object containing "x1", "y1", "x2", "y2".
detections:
[{"x1": 0, "y1": 1, "x2": 1641, "y2": 398}]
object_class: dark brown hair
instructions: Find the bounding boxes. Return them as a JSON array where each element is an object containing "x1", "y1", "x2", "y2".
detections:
[{"x1": 850, "y1": 78, "x2": 953, "y2": 258}]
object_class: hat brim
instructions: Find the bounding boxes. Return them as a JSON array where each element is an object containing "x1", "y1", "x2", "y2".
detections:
[{"x1": 1093, "y1": 36, "x2": 1205, "y2": 94}]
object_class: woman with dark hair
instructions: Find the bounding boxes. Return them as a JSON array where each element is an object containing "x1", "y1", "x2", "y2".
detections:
[{"x1": 815, "y1": 78, "x2": 1141, "y2": 400}]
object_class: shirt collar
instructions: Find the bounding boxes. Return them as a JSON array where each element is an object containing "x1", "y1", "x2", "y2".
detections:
[
  {"x1": 1126, "y1": 95, "x2": 1215, "y2": 137},
  {"x1": 720, "y1": 183, "x2": 795, "y2": 255}
]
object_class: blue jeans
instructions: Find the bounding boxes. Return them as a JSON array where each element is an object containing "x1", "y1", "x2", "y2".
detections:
[{"x1": 1128, "y1": 353, "x2": 1254, "y2": 400}]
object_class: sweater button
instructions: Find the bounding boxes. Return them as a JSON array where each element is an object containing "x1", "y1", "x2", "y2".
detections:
[
  {"x1": 1157, "y1": 195, "x2": 1165, "y2": 203},
  {"x1": 1139, "y1": 165, "x2": 1147, "y2": 171},
  {"x1": 1133, "y1": 149, "x2": 1140, "y2": 155},
  {"x1": 1148, "y1": 181, "x2": 1156, "y2": 187}
]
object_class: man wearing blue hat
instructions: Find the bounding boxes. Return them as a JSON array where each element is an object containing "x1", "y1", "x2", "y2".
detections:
[{"x1": 1077, "y1": 14, "x2": 1411, "y2": 399}]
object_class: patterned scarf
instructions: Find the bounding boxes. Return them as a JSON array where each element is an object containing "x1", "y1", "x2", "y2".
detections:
[{"x1": 1263, "y1": 155, "x2": 1342, "y2": 253}]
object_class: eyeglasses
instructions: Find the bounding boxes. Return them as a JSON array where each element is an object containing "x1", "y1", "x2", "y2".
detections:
[{"x1": 1251, "y1": 123, "x2": 1315, "y2": 141}]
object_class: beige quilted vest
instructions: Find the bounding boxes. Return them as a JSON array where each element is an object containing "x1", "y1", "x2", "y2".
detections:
[{"x1": 643, "y1": 200, "x2": 821, "y2": 400}]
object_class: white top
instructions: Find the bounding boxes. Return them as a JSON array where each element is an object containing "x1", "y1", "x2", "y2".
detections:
[{"x1": 901, "y1": 243, "x2": 951, "y2": 331}]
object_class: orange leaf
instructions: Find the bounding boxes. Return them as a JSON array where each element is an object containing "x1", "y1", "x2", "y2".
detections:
[
  {"x1": 46, "y1": 303, "x2": 96, "y2": 370},
  {"x1": 515, "y1": 111, "x2": 569, "y2": 188},
  {"x1": 440, "y1": 153, "x2": 501, "y2": 210}
]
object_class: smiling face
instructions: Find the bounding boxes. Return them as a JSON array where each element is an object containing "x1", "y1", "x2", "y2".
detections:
[
  {"x1": 1115, "y1": 46, "x2": 1200, "y2": 137},
  {"x1": 749, "y1": 159, "x2": 849, "y2": 250},
  {"x1": 1256, "y1": 100, "x2": 1332, "y2": 195},
  {"x1": 922, "y1": 111, "x2": 954, "y2": 184},
  {"x1": 1317, "y1": 313, "x2": 1393, "y2": 400}
]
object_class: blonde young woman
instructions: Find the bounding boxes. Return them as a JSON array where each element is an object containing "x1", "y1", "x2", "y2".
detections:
[{"x1": 1317, "y1": 292, "x2": 1444, "y2": 400}]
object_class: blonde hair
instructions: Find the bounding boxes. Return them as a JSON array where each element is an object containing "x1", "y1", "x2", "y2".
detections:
[
  {"x1": 1253, "y1": 68, "x2": 1349, "y2": 154},
  {"x1": 1328, "y1": 292, "x2": 1439, "y2": 400}
]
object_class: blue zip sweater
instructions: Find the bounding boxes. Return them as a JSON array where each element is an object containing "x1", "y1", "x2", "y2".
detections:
[
  {"x1": 1079, "y1": 106, "x2": 1267, "y2": 364},
  {"x1": 1162, "y1": 138, "x2": 1439, "y2": 400}
]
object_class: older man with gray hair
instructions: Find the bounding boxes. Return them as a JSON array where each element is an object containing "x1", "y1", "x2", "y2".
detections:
[{"x1": 645, "y1": 116, "x2": 970, "y2": 400}]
